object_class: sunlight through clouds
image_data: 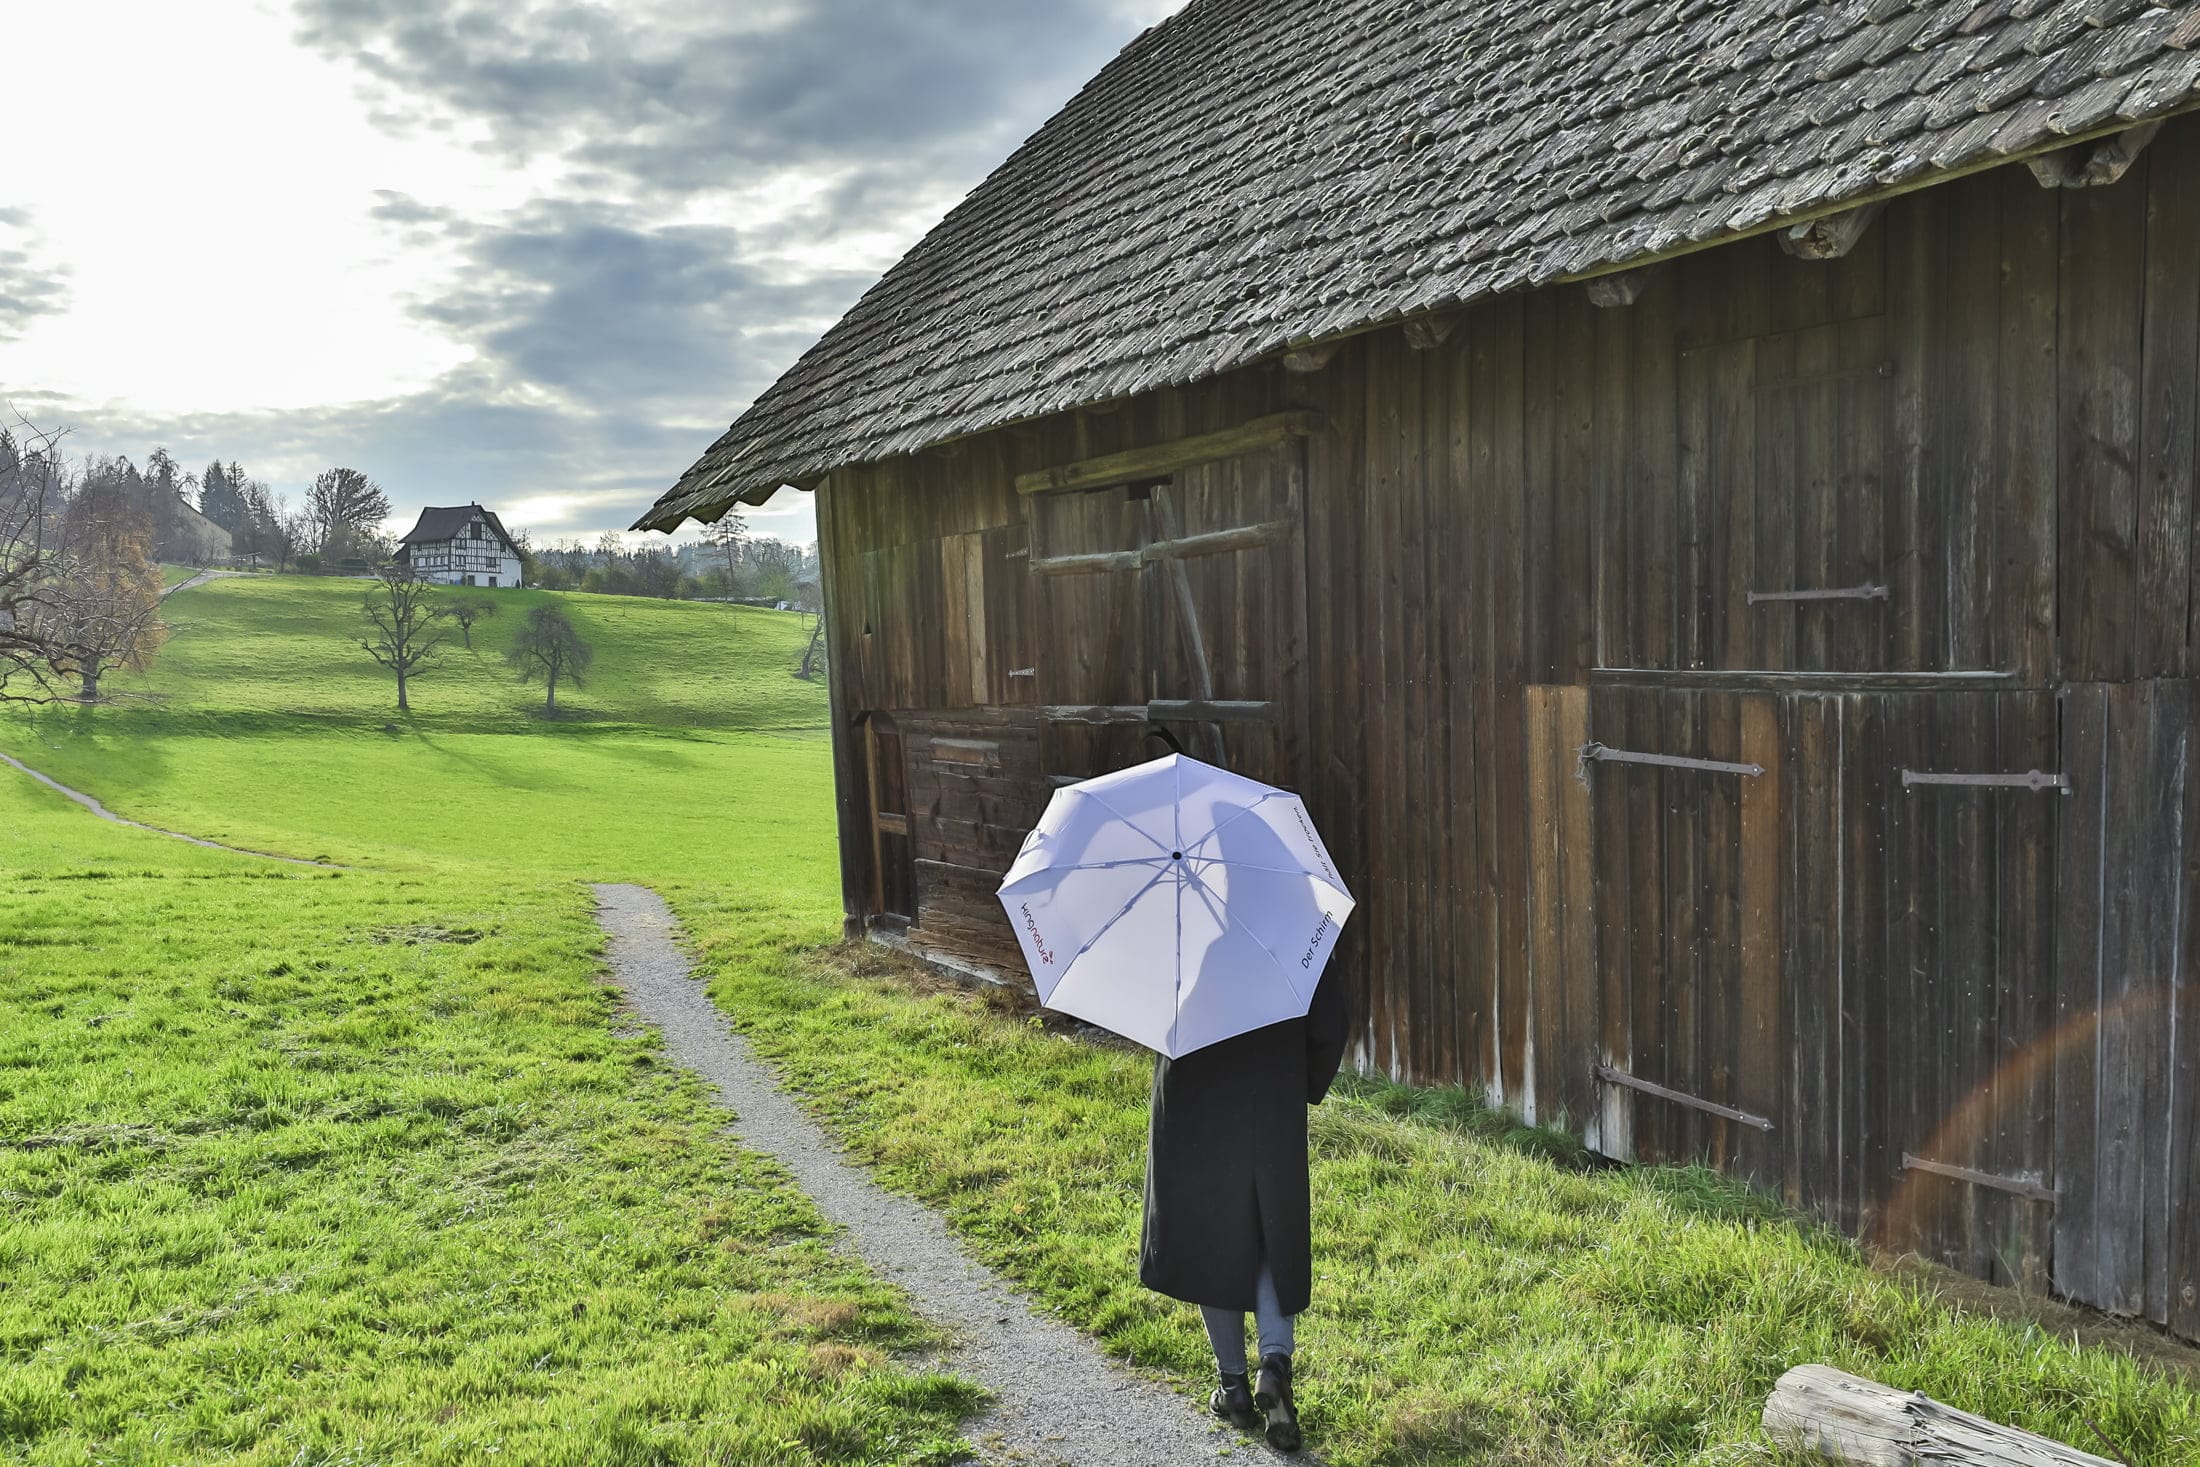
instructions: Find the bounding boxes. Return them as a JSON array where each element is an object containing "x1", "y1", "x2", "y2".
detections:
[{"x1": 2, "y1": 0, "x2": 1189, "y2": 545}]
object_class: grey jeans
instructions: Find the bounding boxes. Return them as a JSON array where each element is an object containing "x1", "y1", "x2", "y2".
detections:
[{"x1": 1198, "y1": 1260, "x2": 1295, "y2": 1374}]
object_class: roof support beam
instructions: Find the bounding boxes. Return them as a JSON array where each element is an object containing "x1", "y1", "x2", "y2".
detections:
[
  {"x1": 1281, "y1": 340, "x2": 1343, "y2": 373},
  {"x1": 1584, "y1": 268, "x2": 1650, "y2": 307},
  {"x1": 1015, "y1": 410, "x2": 1325, "y2": 495},
  {"x1": 2027, "y1": 118, "x2": 2163, "y2": 188},
  {"x1": 1777, "y1": 200, "x2": 1885, "y2": 260},
  {"x1": 1402, "y1": 311, "x2": 1460, "y2": 350}
]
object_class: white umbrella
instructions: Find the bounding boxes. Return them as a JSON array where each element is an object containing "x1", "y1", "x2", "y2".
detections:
[{"x1": 995, "y1": 753, "x2": 1355, "y2": 1058}]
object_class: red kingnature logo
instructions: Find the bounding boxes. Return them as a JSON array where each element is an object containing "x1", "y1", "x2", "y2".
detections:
[{"x1": 1020, "y1": 902, "x2": 1055, "y2": 966}]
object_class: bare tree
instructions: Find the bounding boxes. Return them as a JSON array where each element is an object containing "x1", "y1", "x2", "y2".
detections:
[
  {"x1": 506, "y1": 603, "x2": 591, "y2": 715},
  {"x1": 796, "y1": 614, "x2": 827, "y2": 682},
  {"x1": 44, "y1": 466, "x2": 168, "y2": 702},
  {"x1": 0, "y1": 415, "x2": 73, "y2": 702},
  {"x1": 308, "y1": 467, "x2": 393, "y2": 558},
  {"x1": 446, "y1": 591, "x2": 498, "y2": 649},
  {"x1": 360, "y1": 566, "x2": 448, "y2": 712}
]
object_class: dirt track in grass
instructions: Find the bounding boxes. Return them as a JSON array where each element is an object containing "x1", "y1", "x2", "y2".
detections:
[
  {"x1": 592, "y1": 882, "x2": 1263, "y2": 1467},
  {"x1": 0, "y1": 748, "x2": 341, "y2": 867}
]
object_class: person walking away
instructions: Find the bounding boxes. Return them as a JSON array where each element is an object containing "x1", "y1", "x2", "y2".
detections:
[{"x1": 1138, "y1": 947, "x2": 1350, "y2": 1452}]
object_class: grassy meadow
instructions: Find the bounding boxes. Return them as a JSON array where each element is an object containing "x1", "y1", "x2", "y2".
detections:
[
  {"x1": 1, "y1": 579, "x2": 979, "y2": 1464},
  {"x1": 6, "y1": 572, "x2": 2200, "y2": 1465}
]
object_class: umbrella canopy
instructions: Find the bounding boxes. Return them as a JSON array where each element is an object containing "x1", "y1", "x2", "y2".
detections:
[{"x1": 996, "y1": 754, "x2": 1355, "y2": 1058}]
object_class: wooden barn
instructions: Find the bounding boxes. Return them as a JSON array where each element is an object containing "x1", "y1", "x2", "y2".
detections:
[{"x1": 640, "y1": 1, "x2": 2200, "y2": 1338}]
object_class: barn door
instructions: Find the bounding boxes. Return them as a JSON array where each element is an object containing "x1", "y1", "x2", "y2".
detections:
[
  {"x1": 1577, "y1": 687, "x2": 1784, "y2": 1189},
  {"x1": 1679, "y1": 316, "x2": 1893, "y2": 673},
  {"x1": 1025, "y1": 433, "x2": 1310, "y2": 792},
  {"x1": 864, "y1": 713, "x2": 916, "y2": 927}
]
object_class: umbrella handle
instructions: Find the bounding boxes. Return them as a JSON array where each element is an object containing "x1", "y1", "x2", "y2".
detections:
[{"x1": 1143, "y1": 723, "x2": 1186, "y2": 758}]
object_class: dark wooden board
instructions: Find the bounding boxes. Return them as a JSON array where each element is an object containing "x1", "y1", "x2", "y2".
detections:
[{"x1": 2139, "y1": 133, "x2": 2200, "y2": 678}]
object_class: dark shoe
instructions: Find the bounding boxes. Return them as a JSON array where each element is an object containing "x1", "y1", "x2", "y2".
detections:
[
  {"x1": 1209, "y1": 1370, "x2": 1255, "y2": 1424},
  {"x1": 1255, "y1": 1353, "x2": 1300, "y2": 1452}
]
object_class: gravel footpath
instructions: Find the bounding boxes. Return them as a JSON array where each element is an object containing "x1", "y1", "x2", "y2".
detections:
[
  {"x1": 592, "y1": 883, "x2": 1252, "y2": 1466},
  {"x1": 161, "y1": 568, "x2": 247, "y2": 599}
]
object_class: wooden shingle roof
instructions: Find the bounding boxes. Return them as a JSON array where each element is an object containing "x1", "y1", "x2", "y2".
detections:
[
  {"x1": 399, "y1": 504, "x2": 520, "y2": 554},
  {"x1": 637, "y1": 0, "x2": 2200, "y2": 531}
]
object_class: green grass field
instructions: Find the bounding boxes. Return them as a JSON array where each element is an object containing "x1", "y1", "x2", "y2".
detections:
[
  {"x1": 6, "y1": 573, "x2": 2200, "y2": 1465},
  {"x1": 1, "y1": 579, "x2": 980, "y2": 1464}
]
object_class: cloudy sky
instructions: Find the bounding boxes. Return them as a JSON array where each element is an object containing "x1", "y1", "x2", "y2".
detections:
[{"x1": 1, "y1": 0, "x2": 1183, "y2": 548}]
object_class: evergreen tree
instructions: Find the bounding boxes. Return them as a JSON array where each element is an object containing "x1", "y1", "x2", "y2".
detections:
[{"x1": 198, "y1": 460, "x2": 249, "y2": 532}]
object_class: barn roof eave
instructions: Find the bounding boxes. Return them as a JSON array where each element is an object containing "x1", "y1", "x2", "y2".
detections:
[{"x1": 634, "y1": 0, "x2": 2200, "y2": 535}]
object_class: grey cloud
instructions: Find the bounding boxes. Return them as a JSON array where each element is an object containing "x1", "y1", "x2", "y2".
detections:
[
  {"x1": 0, "y1": 213, "x2": 70, "y2": 343},
  {"x1": 295, "y1": 0, "x2": 1164, "y2": 204},
  {"x1": 411, "y1": 200, "x2": 868, "y2": 418}
]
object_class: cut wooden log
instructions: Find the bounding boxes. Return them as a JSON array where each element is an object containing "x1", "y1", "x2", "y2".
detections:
[{"x1": 1762, "y1": 1366, "x2": 2123, "y2": 1467}]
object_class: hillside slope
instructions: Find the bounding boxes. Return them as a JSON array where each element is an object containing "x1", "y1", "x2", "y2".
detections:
[{"x1": 1, "y1": 576, "x2": 838, "y2": 885}]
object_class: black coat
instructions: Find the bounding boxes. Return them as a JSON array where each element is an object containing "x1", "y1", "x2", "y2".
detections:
[{"x1": 1138, "y1": 967, "x2": 1350, "y2": 1316}]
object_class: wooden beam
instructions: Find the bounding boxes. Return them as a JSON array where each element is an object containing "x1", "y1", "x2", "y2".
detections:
[
  {"x1": 1041, "y1": 704, "x2": 1147, "y2": 725},
  {"x1": 1591, "y1": 667, "x2": 2018, "y2": 694},
  {"x1": 1402, "y1": 312, "x2": 1460, "y2": 350},
  {"x1": 1778, "y1": 200, "x2": 1885, "y2": 260},
  {"x1": 1150, "y1": 489, "x2": 1221, "y2": 763},
  {"x1": 1584, "y1": 269, "x2": 1650, "y2": 307},
  {"x1": 1148, "y1": 699, "x2": 1282, "y2": 724},
  {"x1": 1145, "y1": 519, "x2": 1291, "y2": 560},
  {"x1": 1028, "y1": 549, "x2": 1145, "y2": 577},
  {"x1": 1040, "y1": 699, "x2": 1284, "y2": 728},
  {"x1": 1762, "y1": 1365, "x2": 2120, "y2": 1467},
  {"x1": 1028, "y1": 520, "x2": 1289, "y2": 578},
  {"x1": 1282, "y1": 340, "x2": 1343, "y2": 373},
  {"x1": 2029, "y1": 120, "x2": 2164, "y2": 188},
  {"x1": 1016, "y1": 410, "x2": 1326, "y2": 496}
]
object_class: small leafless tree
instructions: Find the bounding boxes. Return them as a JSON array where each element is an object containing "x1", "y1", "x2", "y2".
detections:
[
  {"x1": 360, "y1": 566, "x2": 448, "y2": 712},
  {"x1": 506, "y1": 603, "x2": 591, "y2": 715},
  {"x1": 796, "y1": 614, "x2": 827, "y2": 681},
  {"x1": 446, "y1": 591, "x2": 498, "y2": 649}
]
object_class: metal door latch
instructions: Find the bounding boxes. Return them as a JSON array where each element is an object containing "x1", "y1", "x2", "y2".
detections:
[
  {"x1": 1900, "y1": 769, "x2": 2069, "y2": 794},
  {"x1": 1747, "y1": 583, "x2": 1891, "y2": 605},
  {"x1": 1576, "y1": 742, "x2": 1765, "y2": 784}
]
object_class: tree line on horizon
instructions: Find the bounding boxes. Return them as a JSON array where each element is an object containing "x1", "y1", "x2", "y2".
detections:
[{"x1": 526, "y1": 514, "x2": 819, "y2": 608}]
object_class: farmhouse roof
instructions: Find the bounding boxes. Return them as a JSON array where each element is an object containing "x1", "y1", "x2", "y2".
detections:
[
  {"x1": 398, "y1": 504, "x2": 519, "y2": 552},
  {"x1": 637, "y1": 0, "x2": 2200, "y2": 532}
]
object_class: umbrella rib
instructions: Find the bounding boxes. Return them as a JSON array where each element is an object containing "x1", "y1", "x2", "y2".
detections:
[
  {"x1": 1063, "y1": 786, "x2": 1175, "y2": 859},
  {"x1": 1178, "y1": 790, "x2": 1290, "y2": 859},
  {"x1": 1180, "y1": 865, "x2": 1311, "y2": 1008},
  {"x1": 1179, "y1": 857, "x2": 1356, "y2": 905},
  {"x1": 1170, "y1": 757, "x2": 1184, "y2": 1056},
  {"x1": 1059, "y1": 865, "x2": 1176, "y2": 972},
  {"x1": 999, "y1": 856, "x2": 1172, "y2": 893}
]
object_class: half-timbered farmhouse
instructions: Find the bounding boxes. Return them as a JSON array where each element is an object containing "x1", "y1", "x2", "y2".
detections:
[
  {"x1": 395, "y1": 505, "x2": 525, "y2": 588},
  {"x1": 640, "y1": 1, "x2": 2200, "y2": 1338}
]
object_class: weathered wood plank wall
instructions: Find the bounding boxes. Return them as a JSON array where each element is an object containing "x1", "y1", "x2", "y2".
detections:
[{"x1": 811, "y1": 126, "x2": 2200, "y2": 1337}]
